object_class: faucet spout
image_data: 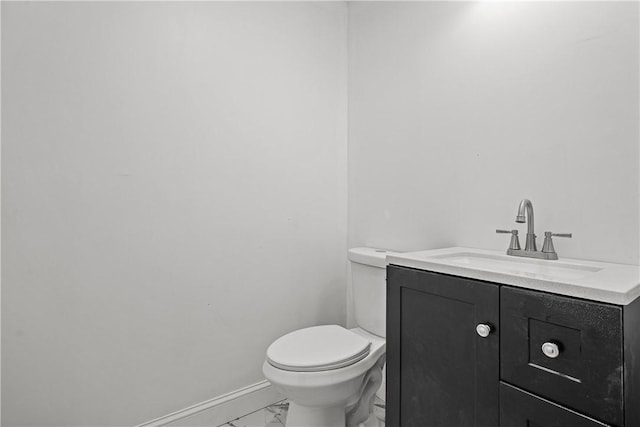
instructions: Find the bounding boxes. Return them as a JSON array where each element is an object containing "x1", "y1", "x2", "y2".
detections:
[{"x1": 516, "y1": 199, "x2": 537, "y2": 251}]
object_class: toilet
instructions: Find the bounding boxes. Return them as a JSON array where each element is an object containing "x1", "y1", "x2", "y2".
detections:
[{"x1": 263, "y1": 247, "x2": 393, "y2": 427}]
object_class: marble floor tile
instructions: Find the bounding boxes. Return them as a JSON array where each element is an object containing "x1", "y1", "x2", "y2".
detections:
[
  {"x1": 373, "y1": 397, "x2": 385, "y2": 426},
  {"x1": 222, "y1": 401, "x2": 288, "y2": 427},
  {"x1": 222, "y1": 398, "x2": 385, "y2": 427}
]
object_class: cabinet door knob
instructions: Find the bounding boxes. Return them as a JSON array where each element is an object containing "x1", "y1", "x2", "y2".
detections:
[
  {"x1": 476, "y1": 323, "x2": 492, "y2": 338},
  {"x1": 541, "y1": 342, "x2": 560, "y2": 358}
]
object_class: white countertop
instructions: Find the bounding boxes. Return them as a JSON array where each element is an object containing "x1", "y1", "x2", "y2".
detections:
[{"x1": 387, "y1": 247, "x2": 640, "y2": 305}]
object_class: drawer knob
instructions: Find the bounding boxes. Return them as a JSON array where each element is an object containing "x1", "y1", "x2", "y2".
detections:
[
  {"x1": 542, "y1": 342, "x2": 560, "y2": 358},
  {"x1": 476, "y1": 323, "x2": 492, "y2": 338}
]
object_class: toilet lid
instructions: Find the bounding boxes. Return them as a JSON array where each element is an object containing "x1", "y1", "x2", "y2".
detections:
[{"x1": 266, "y1": 325, "x2": 371, "y2": 372}]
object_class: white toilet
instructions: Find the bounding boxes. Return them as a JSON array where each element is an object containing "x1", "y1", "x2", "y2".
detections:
[{"x1": 263, "y1": 247, "x2": 393, "y2": 427}]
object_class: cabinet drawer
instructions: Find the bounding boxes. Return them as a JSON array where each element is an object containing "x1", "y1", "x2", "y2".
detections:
[
  {"x1": 501, "y1": 286, "x2": 623, "y2": 426},
  {"x1": 500, "y1": 382, "x2": 611, "y2": 427}
]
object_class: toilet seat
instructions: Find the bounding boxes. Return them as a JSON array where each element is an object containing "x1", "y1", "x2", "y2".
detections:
[{"x1": 266, "y1": 325, "x2": 371, "y2": 372}]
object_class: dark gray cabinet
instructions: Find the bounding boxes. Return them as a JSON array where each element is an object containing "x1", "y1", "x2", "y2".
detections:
[
  {"x1": 386, "y1": 265, "x2": 499, "y2": 427},
  {"x1": 501, "y1": 286, "x2": 624, "y2": 426},
  {"x1": 500, "y1": 382, "x2": 610, "y2": 427},
  {"x1": 386, "y1": 265, "x2": 640, "y2": 427}
]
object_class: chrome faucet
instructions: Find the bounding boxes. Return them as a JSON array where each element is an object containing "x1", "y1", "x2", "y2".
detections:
[
  {"x1": 496, "y1": 199, "x2": 572, "y2": 260},
  {"x1": 515, "y1": 199, "x2": 537, "y2": 251}
]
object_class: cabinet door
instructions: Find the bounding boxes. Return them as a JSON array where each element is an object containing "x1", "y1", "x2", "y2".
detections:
[
  {"x1": 500, "y1": 382, "x2": 611, "y2": 427},
  {"x1": 501, "y1": 286, "x2": 623, "y2": 426},
  {"x1": 387, "y1": 266, "x2": 499, "y2": 427}
]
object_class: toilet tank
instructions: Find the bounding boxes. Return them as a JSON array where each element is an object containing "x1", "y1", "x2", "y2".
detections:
[{"x1": 348, "y1": 247, "x2": 397, "y2": 338}]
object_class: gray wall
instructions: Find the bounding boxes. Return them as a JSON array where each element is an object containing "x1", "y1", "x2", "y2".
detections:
[
  {"x1": 2, "y1": 3, "x2": 347, "y2": 425},
  {"x1": 3, "y1": 1, "x2": 639, "y2": 426},
  {"x1": 348, "y1": 1, "x2": 639, "y2": 265}
]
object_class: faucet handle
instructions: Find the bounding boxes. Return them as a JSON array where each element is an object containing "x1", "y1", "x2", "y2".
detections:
[
  {"x1": 496, "y1": 229, "x2": 521, "y2": 251},
  {"x1": 542, "y1": 231, "x2": 572, "y2": 254},
  {"x1": 549, "y1": 232, "x2": 572, "y2": 238}
]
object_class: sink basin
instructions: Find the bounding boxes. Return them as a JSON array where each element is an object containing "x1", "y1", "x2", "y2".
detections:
[
  {"x1": 386, "y1": 247, "x2": 640, "y2": 305},
  {"x1": 429, "y1": 252, "x2": 601, "y2": 281}
]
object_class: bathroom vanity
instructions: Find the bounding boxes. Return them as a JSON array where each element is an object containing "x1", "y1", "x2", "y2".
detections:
[{"x1": 385, "y1": 248, "x2": 640, "y2": 427}]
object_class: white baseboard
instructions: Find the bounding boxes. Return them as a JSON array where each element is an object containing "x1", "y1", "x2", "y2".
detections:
[{"x1": 136, "y1": 380, "x2": 284, "y2": 427}]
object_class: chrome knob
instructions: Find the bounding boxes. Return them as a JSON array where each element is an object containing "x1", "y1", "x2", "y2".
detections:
[
  {"x1": 496, "y1": 229, "x2": 521, "y2": 251},
  {"x1": 476, "y1": 323, "x2": 492, "y2": 338},
  {"x1": 542, "y1": 232, "x2": 573, "y2": 254},
  {"x1": 541, "y1": 342, "x2": 560, "y2": 358}
]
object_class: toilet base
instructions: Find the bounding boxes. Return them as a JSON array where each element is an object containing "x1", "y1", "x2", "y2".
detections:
[
  {"x1": 285, "y1": 403, "x2": 382, "y2": 427},
  {"x1": 286, "y1": 402, "x2": 345, "y2": 427},
  {"x1": 360, "y1": 413, "x2": 383, "y2": 427}
]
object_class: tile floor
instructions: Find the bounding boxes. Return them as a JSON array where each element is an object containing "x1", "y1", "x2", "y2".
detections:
[
  {"x1": 220, "y1": 398, "x2": 385, "y2": 427},
  {"x1": 221, "y1": 401, "x2": 288, "y2": 427}
]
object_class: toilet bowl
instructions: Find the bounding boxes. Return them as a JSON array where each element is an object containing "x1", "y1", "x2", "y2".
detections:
[
  {"x1": 263, "y1": 326, "x2": 385, "y2": 427},
  {"x1": 262, "y1": 248, "x2": 395, "y2": 427}
]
